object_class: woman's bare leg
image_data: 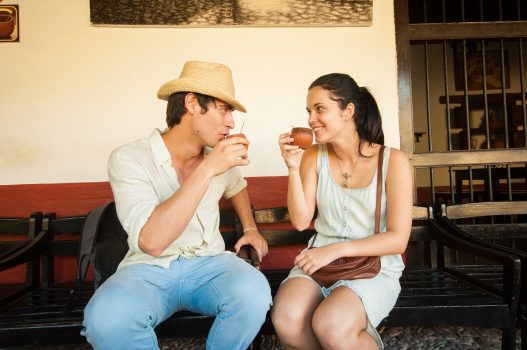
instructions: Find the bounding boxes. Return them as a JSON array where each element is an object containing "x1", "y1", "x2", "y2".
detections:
[
  {"x1": 271, "y1": 277, "x2": 324, "y2": 350},
  {"x1": 312, "y1": 286, "x2": 378, "y2": 350}
]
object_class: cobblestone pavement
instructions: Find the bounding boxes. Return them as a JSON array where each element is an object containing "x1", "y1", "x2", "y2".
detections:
[{"x1": 8, "y1": 326, "x2": 521, "y2": 349}]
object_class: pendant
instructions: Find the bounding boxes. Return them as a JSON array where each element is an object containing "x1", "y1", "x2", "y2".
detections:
[{"x1": 343, "y1": 172, "x2": 350, "y2": 188}]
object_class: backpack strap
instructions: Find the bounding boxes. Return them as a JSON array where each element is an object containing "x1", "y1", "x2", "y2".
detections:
[{"x1": 64, "y1": 201, "x2": 114, "y2": 315}]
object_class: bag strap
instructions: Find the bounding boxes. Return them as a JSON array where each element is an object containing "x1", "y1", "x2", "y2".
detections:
[
  {"x1": 374, "y1": 145, "x2": 385, "y2": 233},
  {"x1": 310, "y1": 145, "x2": 386, "y2": 247}
]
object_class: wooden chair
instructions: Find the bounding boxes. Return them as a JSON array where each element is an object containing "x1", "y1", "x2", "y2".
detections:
[{"x1": 438, "y1": 201, "x2": 527, "y2": 350}]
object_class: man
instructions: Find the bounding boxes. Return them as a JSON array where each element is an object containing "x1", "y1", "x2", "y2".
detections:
[{"x1": 82, "y1": 61, "x2": 271, "y2": 349}]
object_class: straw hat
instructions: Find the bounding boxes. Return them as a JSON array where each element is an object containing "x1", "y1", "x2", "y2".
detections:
[{"x1": 157, "y1": 61, "x2": 246, "y2": 113}]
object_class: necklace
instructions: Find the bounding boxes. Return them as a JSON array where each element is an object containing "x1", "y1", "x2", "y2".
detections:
[{"x1": 331, "y1": 145, "x2": 360, "y2": 188}]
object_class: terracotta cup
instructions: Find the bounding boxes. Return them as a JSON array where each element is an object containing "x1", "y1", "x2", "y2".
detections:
[
  {"x1": 225, "y1": 133, "x2": 249, "y2": 150},
  {"x1": 0, "y1": 13, "x2": 14, "y2": 38},
  {"x1": 290, "y1": 127, "x2": 313, "y2": 149}
]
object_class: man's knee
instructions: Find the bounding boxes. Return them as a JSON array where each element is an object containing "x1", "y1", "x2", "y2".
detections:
[
  {"x1": 223, "y1": 269, "x2": 271, "y2": 324},
  {"x1": 83, "y1": 290, "x2": 155, "y2": 347},
  {"x1": 239, "y1": 272, "x2": 271, "y2": 311}
]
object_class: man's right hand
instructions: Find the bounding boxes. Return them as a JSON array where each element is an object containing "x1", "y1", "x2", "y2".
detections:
[{"x1": 204, "y1": 136, "x2": 250, "y2": 175}]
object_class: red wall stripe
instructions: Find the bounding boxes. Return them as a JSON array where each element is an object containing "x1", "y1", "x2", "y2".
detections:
[
  {"x1": 0, "y1": 176, "x2": 288, "y2": 217},
  {"x1": 0, "y1": 177, "x2": 294, "y2": 283}
]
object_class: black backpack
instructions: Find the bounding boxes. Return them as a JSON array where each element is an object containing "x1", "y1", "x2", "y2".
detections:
[{"x1": 65, "y1": 201, "x2": 128, "y2": 313}]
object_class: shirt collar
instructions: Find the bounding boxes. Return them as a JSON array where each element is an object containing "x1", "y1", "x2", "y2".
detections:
[{"x1": 149, "y1": 129, "x2": 172, "y2": 166}]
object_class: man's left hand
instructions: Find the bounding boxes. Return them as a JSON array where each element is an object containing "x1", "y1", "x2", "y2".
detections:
[{"x1": 234, "y1": 230, "x2": 268, "y2": 267}]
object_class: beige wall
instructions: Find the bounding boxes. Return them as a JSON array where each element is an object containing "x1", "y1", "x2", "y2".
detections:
[{"x1": 0, "y1": 1, "x2": 398, "y2": 185}]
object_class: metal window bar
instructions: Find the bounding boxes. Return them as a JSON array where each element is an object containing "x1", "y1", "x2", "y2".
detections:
[
  {"x1": 423, "y1": 41, "x2": 439, "y2": 203},
  {"x1": 480, "y1": 43, "x2": 495, "y2": 203},
  {"x1": 481, "y1": 42, "x2": 491, "y2": 150},
  {"x1": 521, "y1": 38, "x2": 527, "y2": 147},
  {"x1": 442, "y1": 35, "x2": 459, "y2": 204}
]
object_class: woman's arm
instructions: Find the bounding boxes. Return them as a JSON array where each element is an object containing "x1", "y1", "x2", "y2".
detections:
[{"x1": 278, "y1": 132, "x2": 318, "y2": 230}]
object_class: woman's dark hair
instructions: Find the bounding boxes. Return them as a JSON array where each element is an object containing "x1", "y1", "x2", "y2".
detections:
[
  {"x1": 166, "y1": 92, "x2": 217, "y2": 128},
  {"x1": 309, "y1": 73, "x2": 384, "y2": 153}
]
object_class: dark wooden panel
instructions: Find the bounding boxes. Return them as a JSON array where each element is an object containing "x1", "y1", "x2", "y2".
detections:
[{"x1": 409, "y1": 22, "x2": 527, "y2": 41}]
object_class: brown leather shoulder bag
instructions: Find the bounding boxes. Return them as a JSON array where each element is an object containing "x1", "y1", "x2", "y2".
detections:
[{"x1": 309, "y1": 145, "x2": 385, "y2": 288}]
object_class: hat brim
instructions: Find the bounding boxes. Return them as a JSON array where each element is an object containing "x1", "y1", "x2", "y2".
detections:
[{"x1": 157, "y1": 78, "x2": 246, "y2": 113}]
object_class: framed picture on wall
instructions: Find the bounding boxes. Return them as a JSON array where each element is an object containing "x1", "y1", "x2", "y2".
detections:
[
  {"x1": 454, "y1": 49, "x2": 510, "y2": 91},
  {"x1": 0, "y1": 5, "x2": 19, "y2": 42},
  {"x1": 90, "y1": 0, "x2": 373, "y2": 27}
]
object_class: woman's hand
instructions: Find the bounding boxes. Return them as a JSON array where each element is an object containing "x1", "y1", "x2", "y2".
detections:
[
  {"x1": 278, "y1": 132, "x2": 304, "y2": 170},
  {"x1": 294, "y1": 244, "x2": 339, "y2": 275}
]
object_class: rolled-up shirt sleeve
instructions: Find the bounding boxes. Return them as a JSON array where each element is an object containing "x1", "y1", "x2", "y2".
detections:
[
  {"x1": 108, "y1": 149, "x2": 158, "y2": 253},
  {"x1": 223, "y1": 166, "x2": 247, "y2": 199}
]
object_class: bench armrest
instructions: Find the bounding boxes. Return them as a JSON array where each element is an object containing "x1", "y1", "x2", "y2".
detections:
[
  {"x1": 429, "y1": 218, "x2": 521, "y2": 306},
  {"x1": 438, "y1": 215, "x2": 527, "y2": 262},
  {"x1": 0, "y1": 228, "x2": 51, "y2": 272}
]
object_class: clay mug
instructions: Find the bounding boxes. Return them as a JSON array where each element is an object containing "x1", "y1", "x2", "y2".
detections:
[
  {"x1": 290, "y1": 127, "x2": 313, "y2": 149},
  {"x1": 225, "y1": 133, "x2": 249, "y2": 150},
  {"x1": 0, "y1": 8, "x2": 14, "y2": 39}
]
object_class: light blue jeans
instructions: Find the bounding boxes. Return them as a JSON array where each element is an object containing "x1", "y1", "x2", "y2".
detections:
[{"x1": 81, "y1": 252, "x2": 271, "y2": 350}]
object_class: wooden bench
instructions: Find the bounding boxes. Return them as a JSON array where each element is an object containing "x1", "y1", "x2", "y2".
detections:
[
  {"x1": 0, "y1": 204, "x2": 522, "y2": 350},
  {"x1": 250, "y1": 205, "x2": 521, "y2": 350},
  {"x1": 437, "y1": 201, "x2": 527, "y2": 350},
  {"x1": 0, "y1": 212, "x2": 45, "y2": 307},
  {"x1": 0, "y1": 204, "x2": 243, "y2": 347}
]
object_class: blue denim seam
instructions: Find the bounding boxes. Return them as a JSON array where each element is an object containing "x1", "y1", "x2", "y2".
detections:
[
  {"x1": 204, "y1": 278, "x2": 224, "y2": 349},
  {"x1": 146, "y1": 281, "x2": 160, "y2": 348}
]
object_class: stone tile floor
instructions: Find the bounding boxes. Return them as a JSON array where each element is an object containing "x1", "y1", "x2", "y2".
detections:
[{"x1": 6, "y1": 326, "x2": 521, "y2": 349}]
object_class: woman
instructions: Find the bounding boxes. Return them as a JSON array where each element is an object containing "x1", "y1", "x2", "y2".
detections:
[{"x1": 272, "y1": 73, "x2": 413, "y2": 349}]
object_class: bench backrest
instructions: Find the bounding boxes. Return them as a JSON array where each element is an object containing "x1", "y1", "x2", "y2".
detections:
[
  {"x1": 0, "y1": 212, "x2": 43, "y2": 286},
  {"x1": 441, "y1": 201, "x2": 527, "y2": 220},
  {"x1": 440, "y1": 201, "x2": 527, "y2": 241},
  {"x1": 439, "y1": 201, "x2": 527, "y2": 265},
  {"x1": 0, "y1": 213, "x2": 42, "y2": 257},
  {"x1": 251, "y1": 205, "x2": 433, "y2": 269},
  {"x1": 43, "y1": 203, "x2": 241, "y2": 287}
]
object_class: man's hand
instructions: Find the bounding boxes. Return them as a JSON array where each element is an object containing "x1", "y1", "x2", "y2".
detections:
[
  {"x1": 204, "y1": 136, "x2": 250, "y2": 176},
  {"x1": 234, "y1": 230, "x2": 268, "y2": 268}
]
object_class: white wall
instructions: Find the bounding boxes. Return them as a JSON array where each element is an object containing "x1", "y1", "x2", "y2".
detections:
[{"x1": 0, "y1": 1, "x2": 398, "y2": 185}]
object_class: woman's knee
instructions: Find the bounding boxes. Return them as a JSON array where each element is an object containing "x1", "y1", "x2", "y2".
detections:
[
  {"x1": 312, "y1": 308, "x2": 362, "y2": 348},
  {"x1": 271, "y1": 294, "x2": 315, "y2": 338},
  {"x1": 271, "y1": 305, "x2": 306, "y2": 337}
]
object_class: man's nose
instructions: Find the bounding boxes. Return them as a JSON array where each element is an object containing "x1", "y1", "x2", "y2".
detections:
[{"x1": 225, "y1": 112, "x2": 235, "y2": 128}]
